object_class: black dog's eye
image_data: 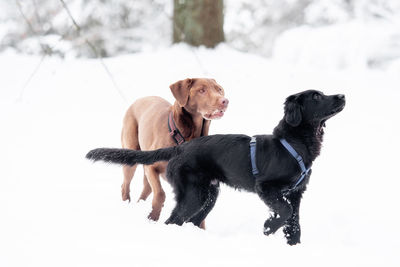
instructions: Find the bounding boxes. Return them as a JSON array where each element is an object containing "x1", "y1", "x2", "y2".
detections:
[{"x1": 313, "y1": 93, "x2": 322, "y2": 100}]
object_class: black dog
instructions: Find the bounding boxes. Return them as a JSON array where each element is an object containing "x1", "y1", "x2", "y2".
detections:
[{"x1": 86, "y1": 90, "x2": 345, "y2": 245}]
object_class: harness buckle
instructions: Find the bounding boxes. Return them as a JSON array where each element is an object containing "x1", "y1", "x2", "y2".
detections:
[
  {"x1": 169, "y1": 129, "x2": 177, "y2": 137},
  {"x1": 295, "y1": 155, "x2": 303, "y2": 163}
]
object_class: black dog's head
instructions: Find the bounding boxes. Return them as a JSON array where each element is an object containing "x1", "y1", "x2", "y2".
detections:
[{"x1": 284, "y1": 90, "x2": 346, "y2": 127}]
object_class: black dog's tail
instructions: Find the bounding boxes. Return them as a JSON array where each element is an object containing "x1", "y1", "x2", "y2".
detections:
[{"x1": 86, "y1": 146, "x2": 179, "y2": 166}]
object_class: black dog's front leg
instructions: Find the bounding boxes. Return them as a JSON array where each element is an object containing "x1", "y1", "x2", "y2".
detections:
[
  {"x1": 256, "y1": 184, "x2": 293, "y2": 237},
  {"x1": 283, "y1": 189, "x2": 305, "y2": 245}
]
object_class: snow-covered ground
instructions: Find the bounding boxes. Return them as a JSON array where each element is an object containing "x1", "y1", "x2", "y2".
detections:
[{"x1": 1, "y1": 44, "x2": 399, "y2": 266}]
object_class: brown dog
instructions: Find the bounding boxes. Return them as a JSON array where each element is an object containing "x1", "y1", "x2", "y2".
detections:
[{"x1": 121, "y1": 78, "x2": 228, "y2": 222}]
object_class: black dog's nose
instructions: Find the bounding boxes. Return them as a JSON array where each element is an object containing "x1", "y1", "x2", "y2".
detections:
[{"x1": 336, "y1": 94, "x2": 345, "y2": 100}]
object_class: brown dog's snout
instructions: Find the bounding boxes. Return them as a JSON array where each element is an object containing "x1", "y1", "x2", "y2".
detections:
[{"x1": 220, "y1": 98, "x2": 229, "y2": 108}]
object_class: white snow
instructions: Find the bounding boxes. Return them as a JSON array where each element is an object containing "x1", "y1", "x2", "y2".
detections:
[
  {"x1": 273, "y1": 20, "x2": 400, "y2": 69},
  {"x1": 1, "y1": 44, "x2": 399, "y2": 266}
]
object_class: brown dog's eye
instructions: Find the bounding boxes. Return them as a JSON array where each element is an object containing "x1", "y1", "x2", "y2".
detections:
[
  {"x1": 313, "y1": 93, "x2": 321, "y2": 100},
  {"x1": 218, "y1": 88, "x2": 223, "y2": 94},
  {"x1": 199, "y1": 88, "x2": 206, "y2": 94}
]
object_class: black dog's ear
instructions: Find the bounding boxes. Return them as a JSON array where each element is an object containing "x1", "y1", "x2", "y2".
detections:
[{"x1": 284, "y1": 95, "x2": 302, "y2": 127}]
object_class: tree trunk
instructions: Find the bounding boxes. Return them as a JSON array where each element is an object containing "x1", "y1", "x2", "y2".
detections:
[{"x1": 173, "y1": 0, "x2": 224, "y2": 48}]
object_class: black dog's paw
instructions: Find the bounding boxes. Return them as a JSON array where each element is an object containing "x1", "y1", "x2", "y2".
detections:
[
  {"x1": 283, "y1": 224, "x2": 301, "y2": 245},
  {"x1": 263, "y1": 218, "x2": 281, "y2": 236},
  {"x1": 165, "y1": 213, "x2": 184, "y2": 226},
  {"x1": 286, "y1": 237, "x2": 300, "y2": 246},
  {"x1": 165, "y1": 216, "x2": 178, "y2": 225}
]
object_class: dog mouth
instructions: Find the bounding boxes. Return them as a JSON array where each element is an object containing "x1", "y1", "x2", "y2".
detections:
[
  {"x1": 204, "y1": 109, "x2": 226, "y2": 120},
  {"x1": 331, "y1": 104, "x2": 345, "y2": 115},
  {"x1": 323, "y1": 102, "x2": 345, "y2": 120}
]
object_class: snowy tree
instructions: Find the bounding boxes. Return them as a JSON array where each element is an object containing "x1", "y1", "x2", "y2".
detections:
[
  {"x1": 2, "y1": 0, "x2": 171, "y2": 58},
  {"x1": 1, "y1": 0, "x2": 399, "y2": 65}
]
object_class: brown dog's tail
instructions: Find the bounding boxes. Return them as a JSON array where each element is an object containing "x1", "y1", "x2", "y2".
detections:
[{"x1": 86, "y1": 146, "x2": 179, "y2": 166}]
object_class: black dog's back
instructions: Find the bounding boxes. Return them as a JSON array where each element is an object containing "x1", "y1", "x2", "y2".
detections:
[{"x1": 165, "y1": 134, "x2": 256, "y2": 191}]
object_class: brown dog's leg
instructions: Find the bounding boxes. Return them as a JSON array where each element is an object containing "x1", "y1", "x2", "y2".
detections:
[
  {"x1": 121, "y1": 111, "x2": 140, "y2": 202},
  {"x1": 138, "y1": 174, "x2": 152, "y2": 201},
  {"x1": 145, "y1": 165, "x2": 165, "y2": 221},
  {"x1": 122, "y1": 165, "x2": 137, "y2": 202}
]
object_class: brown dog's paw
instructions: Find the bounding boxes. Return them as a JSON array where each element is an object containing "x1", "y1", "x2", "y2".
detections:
[
  {"x1": 121, "y1": 185, "x2": 131, "y2": 202},
  {"x1": 148, "y1": 210, "x2": 161, "y2": 221}
]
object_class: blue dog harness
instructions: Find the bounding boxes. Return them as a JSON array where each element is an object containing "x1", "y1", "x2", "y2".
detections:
[
  {"x1": 249, "y1": 137, "x2": 259, "y2": 176},
  {"x1": 250, "y1": 137, "x2": 311, "y2": 193}
]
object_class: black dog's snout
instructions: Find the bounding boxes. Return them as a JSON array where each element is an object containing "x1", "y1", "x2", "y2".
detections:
[{"x1": 336, "y1": 94, "x2": 345, "y2": 100}]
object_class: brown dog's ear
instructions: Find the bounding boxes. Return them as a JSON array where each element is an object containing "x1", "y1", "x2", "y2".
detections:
[
  {"x1": 169, "y1": 78, "x2": 193, "y2": 106},
  {"x1": 284, "y1": 95, "x2": 302, "y2": 127}
]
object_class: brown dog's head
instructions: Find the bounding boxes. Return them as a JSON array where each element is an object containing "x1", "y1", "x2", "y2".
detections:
[{"x1": 170, "y1": 78, "x2": 229, "y2": 120}]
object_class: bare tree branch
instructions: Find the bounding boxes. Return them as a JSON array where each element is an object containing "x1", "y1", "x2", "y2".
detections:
[{"x1": 58, "y1": 0, "x2": 128, "y2": 104}]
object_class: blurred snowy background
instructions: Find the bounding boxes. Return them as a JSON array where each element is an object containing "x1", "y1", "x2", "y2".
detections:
[
  {"x1": 1, "y1": 0, "x2": 400, "y2": 69},
  {"x1": 1, "y1": 1, "x2": 400, "y2": 267}
]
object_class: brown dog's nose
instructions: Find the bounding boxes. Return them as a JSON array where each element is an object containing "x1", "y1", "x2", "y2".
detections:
[{"x1": 221, "y1": 98, "x2": 229, "y2": 107}]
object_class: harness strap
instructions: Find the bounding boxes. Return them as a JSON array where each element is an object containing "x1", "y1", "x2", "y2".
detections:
[
  {"x1": 168, "y1": 112, "x2": 185, "y2": 145},
  {"x1": 167, "y1": 112, "x2": 206, "y2": 145},
  {"x1": 279, "y1": 139, "x2": 308, "y2": 174},
  {"x1": 200, "y1": 118, "x2": 206, "y2": 137},
  {"x1": 250, "y1": 137, "x2": 259, "y2": 176},
  {"x1": 249, "y1": 137, "x2": 311, "y2": 194},
  {"x1": 279, "y1": 138, "x2": 311, "y2": 193}
]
